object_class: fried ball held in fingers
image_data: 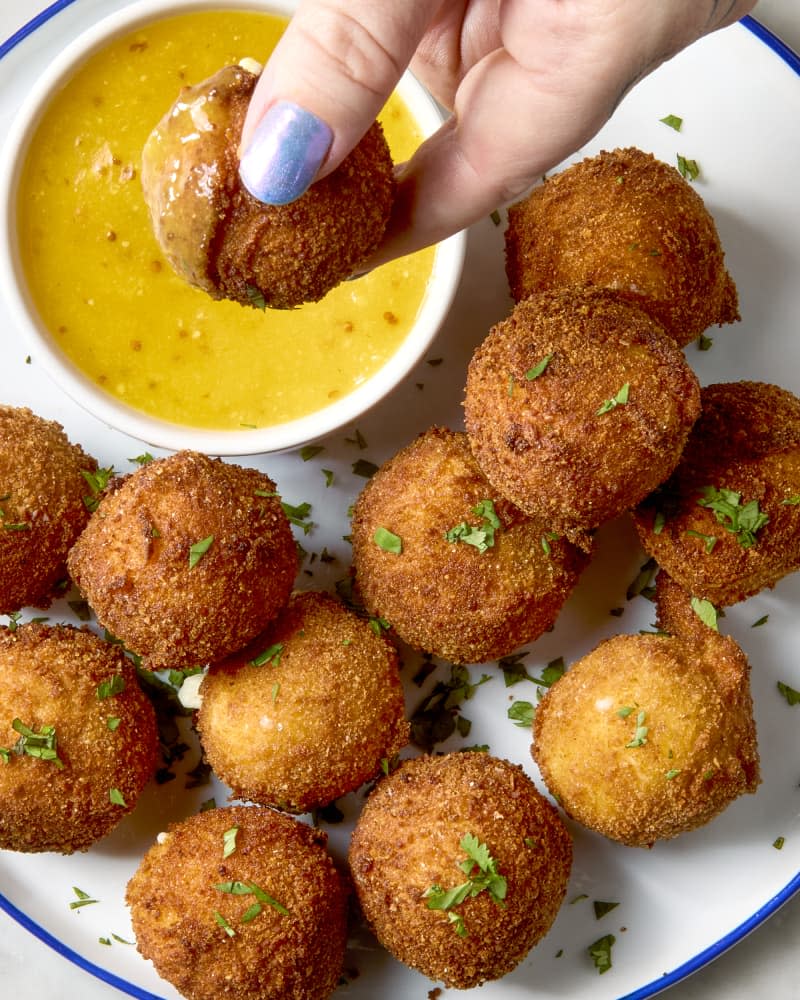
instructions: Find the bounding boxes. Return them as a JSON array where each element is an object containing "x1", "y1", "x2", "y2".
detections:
[
  {"x1": 349, "y1": 751, "x2": 572, "y2": 989},
  {"x1": 464, "y1": 288, "x2": 701, "y2": 541},
  {"x1": 532, "y1": 572, "x2": 759, "y2": 848},
  {"x1": 141, "y1": 64, "x2": 395, "y2": 309},
  {"x1": 349, "y1": 426, "x2": 590, "y2": 664},
  {"x1": 633, "y1": 380, "x2": 800, "y2": 606},
  {"x1": 0, "y1": 405, "x2": 98, "y2": 613},
  {"x1": 504, "y1": 146, "x2": 739, "y2": 346},
  {"x1": 67, "y1": 450, "x2": 297, "y2": 671},
  {"x1": 126, "y1": 804, "x2": 348, "y2": 1000},
  {"x1": 0, "y1": 623, "x2": 158, "y2": 853},
  {"x1": 197, "y1": 590, "x2": 408, "y2": 813}
]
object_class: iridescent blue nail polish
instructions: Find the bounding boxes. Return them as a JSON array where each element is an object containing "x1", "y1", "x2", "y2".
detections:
[{"x1": 239, "y1": 100, "x2": 333, "y2": 205}]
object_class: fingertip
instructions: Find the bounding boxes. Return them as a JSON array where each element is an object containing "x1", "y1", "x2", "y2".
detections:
[{"x1": 239, "y1": 100, "x2": 333, "y2": 205}]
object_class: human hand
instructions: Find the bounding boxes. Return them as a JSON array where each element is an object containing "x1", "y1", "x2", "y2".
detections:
[{"x1": 239, "y1": 0, "x2": 756, "y2": 266}]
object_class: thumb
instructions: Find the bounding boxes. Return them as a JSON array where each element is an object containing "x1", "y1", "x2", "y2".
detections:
[{"x1": 239, "y1": 0, "x2": 433, "y2": 205}]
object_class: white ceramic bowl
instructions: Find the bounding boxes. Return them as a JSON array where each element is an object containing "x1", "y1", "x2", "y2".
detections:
[{"x1": 0, "y1": 0, "x2": 465, "y2": 455}]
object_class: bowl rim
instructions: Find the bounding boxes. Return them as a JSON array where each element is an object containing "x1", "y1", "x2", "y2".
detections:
[{"x1": 0, "y1": 0, "x2": 466, "y2": 455}]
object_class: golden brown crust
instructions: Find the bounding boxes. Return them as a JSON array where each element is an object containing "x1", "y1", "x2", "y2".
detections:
[
  {"x1": 632, "y1": 381, "x2": 800, "y2": 605},
  {"x1": 464, "y1": 288, "x2": 701, "y2": 539},
  {"x1": 126, "y1": 805, "x2": 348, "y2": 1000},
  {"x1": 348, "y1": 752, "x2": 572, "y2": 989},
  {"x1": 67, "y1": 450, "x2": 297, "y2": 670},
  {"x1": 349, "y1": 426, "x2": 590, "y2": 663},
  {"x1": 141, "y1": 65, "x2": 395, "y2": 309},
  {"x1": 0, "y1": 623, "x2": 158, "y2": 853},
  {"x1": 0, "y1": 405, "x2": 97, "y2": 613},
  {"x1": 504, "y1": 146, "x2": 739, "y2": 346},
  {"x1": 532, "y1": 581, "x2": 759, "y2": 848},
  {"x1": 197, "y1": 590, "x2": 408, "y2": 812}
]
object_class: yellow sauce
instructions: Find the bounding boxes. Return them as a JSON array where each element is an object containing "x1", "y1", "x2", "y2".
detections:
[{"x1": 17, "y1": 10, "x2": 434, "y2": 430}]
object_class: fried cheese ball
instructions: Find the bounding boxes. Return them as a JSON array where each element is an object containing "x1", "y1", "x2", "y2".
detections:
[
  {"x1": 504, "y1": 146, "x2": 739, "y2": 346},
  {"x1": 348, "y1": 751, "x2": 572, "y2": 989},
  {"x1": 197, "y1": 589, "x2": 408, "y2": 812},
  {"x1": 127, "y1": 804, "x2": 348, "y2": 1000},
  {"x1": 141, "y1": 64, "x2": 395, "y2": 309},
  {"x1": 464, "y1": 288, "x2": 701, "y2": 542},
  {"x1": 0, "y1": 405, "x2": 98, "y2": 613},
  {"x1": 532, "y1": 572, "x2": 760, "y2": 848},
  {"x1": 633, "y1": 381, "x2": 800, "y2": 606},
  {"x1": 349, "y1": 426, "x2": 590, "y2": 664},
  {"x1": 67, "y1": 451, "x2": 297, "y2": 671},
  {"x1": 0, "y1": 623, "x2": 158, "y2": 853}
]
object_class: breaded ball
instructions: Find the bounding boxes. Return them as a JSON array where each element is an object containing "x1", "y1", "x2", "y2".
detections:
[
  {"x1": 633, "y1": 381, "x2": 800, "y2": 606},
  {"x1": 349, "y1": 426, "x2": 590, "y2": 663},
  {"x1": 141, "y1": 64, "x2": 395, "y2": 309},
  {"x1": 196, "y1": 589, "x2": 408, "y2": 812},
  {"x1": 0, "y1": 622, "x2": 158, "y2": 853},
  {"x1": 464, "y1": 288, "x2": 701, "y2": 541},
  {"x1": 532, "y1": 572, "x2": 760, "y2": 848},
  {"x1": 348, "y1": 751, "x2": 572, "y2": 989},
  {"x1": 126, "y1": 804, "x2": 348, "y2": 1000},
  {"x1": 504, "y1": 146, "x2": 739, "y2": 346},
  {"x1": 0, "y1": 405, "x2": 98, "y2": 613},
  {"x1": 67, "y1": 451, "x2": 297, "y2": 671}
]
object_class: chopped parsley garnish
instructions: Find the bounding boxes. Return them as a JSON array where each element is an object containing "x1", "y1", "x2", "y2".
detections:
[
  {"x1": 626, "y1": 557, "x2": 658, "y2": 601},
  {"x1": 541, "y1": 531, "x2": 560, "y2": 555},
  {"x1": 752, "y1": 614, "x2": 769, "y2": 628},
  {"x1": 345, "y1": 428, "x2": 368, "y2": 448},
  {"x1": 97, "y1": 675, "x2": 126, "y2": 700},
  {"x1": 109, "y1": 787, "x2": 126, "y2": 806},
  {"x1": 691, "y1": 596, "x2": 719, "y2": 631},
  {"x1": 625, "y1": 709, "x2": 648, "y2": 748},
  {"x1": 685, "y1": 528, "x2": 717, "y2": 553},
  {"x1": 373, "y1": 526, "x2": 402, "y2": 554},
  {"x1": 596, "y1": 382, "x2": 630, "y2": 415},
  {"x1": 773, "y1": 836, "x2": 786, "y2": 850},
  {"x1": 222, "y1": 826, "x2": 239, "y2": 858},
  {"x1": 777, "y1": 681, "x2": 800, "y2": 706},
  {"x1": 352, "y1": 458, "x2": 379, "y2": 479},
  {"x1": 128, "y1": 453, "x2": 154, "y2": 465},
  {"x1": 445, "y1": 499, "x2": 501, "y2": 554},
  {"x1": 665, "y1": 768, "x2": 681, "y2": 780},
  {"x1": 106, "y1": 717, "x2": 121, "y2": 732},
  {"x1": 81, "y1": 467, "x2": 115, "y2": 512},
  {"x1": 188, "y1": 535, "x2": 214, "y2": 568},
  {"x1": 299, "y1": 445, "x2": 323, "y2": 461},
  {"x1": 660, "y1": 113, "x2": 683, "y2": 131},
  {"x1": 676, "y1": 154, "x2": 700, "y2": 181},
  {"x1": 409, "y1": 664, "x2": 491, "y2": 751},
  {"x1": 781, "y1": 494, "x2": 800, "y2": 506},
  {"x1": 525, "y1": 354, "x2": 553, "y2": 381},
  {"x1": 249, "y1": 643, "x2": 283, "y2": 667},
  {"x1": 697, "y1": 332, "x2": 714, "y2": 351},
  {"x1": 697, "y1": 486, "x2": 769, "y2": 548},
  {"x1": 424, "y1": 833, "x2": 507, "y2": 937},
  {"x1": 214, "y1": 910, "x2": 236, "y2": 937},
  {"x1": 245, "y1": 284, "x2": 267, "y2": 310},
  {"x1": 69, "y1": 887, "x2": 99, "y2": 910},
  {"x1": 588, "y1": 933, "x2": 616, "y2": 974},
  {"x1": 0, "y1": 718, "x2": 64, "y2": 768},
  {"x1": 508, "y1": 700, "x2": 535, "y2": 728},
  {"x1": 593, "y1": 900, "x2": 620, "y2": 919},
  {"x1": 281, "y1": 500, "x2": 314, "y2": 534},
  {"x1": 214, "y1": 880, "x2": 289, "y2": 917}
]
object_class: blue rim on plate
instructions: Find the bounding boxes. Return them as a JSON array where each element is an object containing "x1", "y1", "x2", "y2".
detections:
[{"x1": 0, "y1": 5, "x2": 799, "y2": 1000}]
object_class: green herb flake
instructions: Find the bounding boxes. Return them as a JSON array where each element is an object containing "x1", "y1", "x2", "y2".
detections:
[
  {"x1": 617, "y1": 706, "x2": 634, "y2": 718},
  {"x1": 97, "y1": 674, "x2": 126, "y2": 700},
  {"x1": 281, "y1": 500, "x2": 314, "y2": 534},
  {"x1": 777, "y1": 681, "x2": 800, "y2": 706},
  {"x1": 665, "y1": 768, "x2": 681, "y2": 780},
  {"x1": 593, "y1": 900, "x2": 620, "y2": 920},
  {"x1": 588, "y1": 933, "x2": 616, "y2": 974},
  {"x1": 660, "y1": 113, "x2": 683, "y2": 131},
  {"x1": 222, "y1": 826, "x2": 239, "y2": 859},
  {"x1": 109, "y1": 787, "x2": 127, "y2": 807},
  {"x1": 685, "y1": 528, "x2": 718, "y2": 553},
  {"x1": 697, "y1": 486, "x2": 769, "y2": 548},
  {"x1": 2, "y1": 718, "x2": 65, "y2": 769},
  {"x1": 525, "y1": 354, "x2": 553, "y2": 381},
  {"x1": 677, "y1": 154, "x2": 700, "y2": 181},
  {"x1": 625, "y1": 709, "x2": 649, "y2": 748},
  {"x1": 322, "y1": 468, "x2": 334, "y2": 488},
  {"x1": 352, "y1": 458, "x2": 379, "y2": 479},
  {"x1": 106, "y1": 717, "x2": 121, "y2": 732},
  {"x1": 751, "y1": 614, "x2": 769, "y2": 628},
  {"x1": 697, "y1": 332, "x2": 714, "y2": 351},
  {"x1": 409, "y1": 664, "x2": 491, "y2": 752},
  {"x1": 596, "y1": 382, "x2": 630, "y2": 415},
  {"x1": 214, "y1": 880, "x2": 289, "y2": 916},
  {"x1": 781, "y1": 494, "x2": 800, "y2": 506},
  {"x1": 129, "y1": 452, "x2": 154, "y2": 466},
  {"x1": 653, "y1": 511, "x2": 666, "y2": 535},
  {"x1": 445, "y1": 500, "x2": 501, "y2": 554},
  {"x1": 626, "y1": 558, "x2": 658, "y2": 601},
  {"x1": 773, "y1": 836, "x2": 786, "y2": 850},
  {"x1": 245, "y1": 284, "x2": 266, "y2": 310},
  {"x1": 299, "y1": 445, "x2": 323, "y2": 461},
  {"x1": 508, "y1": 700, "x2": 535, "y2": 728},
  {"x1": 424, "y1": 833, "x2": 507, "y2": 937},
  {"x1": 99, "y1": 937, "x2": 111, "y2": 945},
  {"x1": 81, "y1": 467, "x2": 115, "y2": 512},
  {"x1": 188, "y1": 534, "x2": 214, "y2": 568},
  {"x1": 214, "y1": 910, "x2": 236, "y2": 937},
  {"x1": 691, "y1": 596, "x2": 719, "y2": 631},
  {"x1": 69, "y1": 887, "x2": 98, "y2": 910},
  {"x1": 489, "y1": 209, "x2": 502, "y2": 226},
  {"x1": 373, "y1": 526, "x2": 402, "y2": 554},
  {"x1": 249, "y1": 643, "x2": 284, "y2": 667}
]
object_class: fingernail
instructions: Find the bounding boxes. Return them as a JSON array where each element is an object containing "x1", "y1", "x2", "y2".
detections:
[{"x1": 239, "y1": 100, "x2": 333, "y2": 205}]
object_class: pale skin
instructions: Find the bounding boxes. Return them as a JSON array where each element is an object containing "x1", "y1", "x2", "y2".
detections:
[{"x1": 241, "y1": 0, "x2": 757, "y2": 265}]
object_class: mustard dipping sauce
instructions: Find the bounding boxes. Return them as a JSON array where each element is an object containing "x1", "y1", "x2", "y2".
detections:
[{"x1": 17, "y1": 10, "x2": 435, "y2": 430}]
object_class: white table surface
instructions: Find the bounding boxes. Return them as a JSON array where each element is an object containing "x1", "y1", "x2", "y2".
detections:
[{"x1": 0, "y1": 1, "x2": 798, "y2": 998}]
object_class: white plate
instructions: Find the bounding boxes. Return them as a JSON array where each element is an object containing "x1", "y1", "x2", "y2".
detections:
[{"x1": 1, "y1": 5, "x2": 800, "y2": 1000}]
